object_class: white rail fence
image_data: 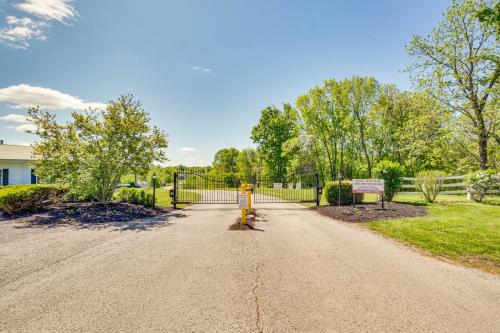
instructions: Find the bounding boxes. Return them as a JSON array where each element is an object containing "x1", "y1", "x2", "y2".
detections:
[{"x1": 397, "y1": 175, "x2": 500, "y2": 195}]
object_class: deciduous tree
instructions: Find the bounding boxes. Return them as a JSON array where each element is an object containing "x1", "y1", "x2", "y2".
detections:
[
  {"x1": 29, "y1": 94, "x2": 168, "y2": 203},
  {"x1": 407, "y1": 0, "x2": 499, "y2": 170}
]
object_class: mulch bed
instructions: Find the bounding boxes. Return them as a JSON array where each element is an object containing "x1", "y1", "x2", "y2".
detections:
[
  {"x1": 0, "y1": 202, "x2": 171, "y2": 225},
  {"x1": 314, "y1": 202, "x2": 426, "y2": 223}
]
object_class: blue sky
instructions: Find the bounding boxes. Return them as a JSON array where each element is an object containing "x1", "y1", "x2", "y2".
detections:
[{"x1": 0, "y1": 0, "x2": 449, "y2": 166}]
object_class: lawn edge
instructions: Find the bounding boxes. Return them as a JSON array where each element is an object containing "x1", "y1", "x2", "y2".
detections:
[{"x1": 365, "y1": 223, "x2": 500, "y2": 275}]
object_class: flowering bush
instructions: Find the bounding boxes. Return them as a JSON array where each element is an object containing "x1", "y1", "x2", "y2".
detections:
[{"x1": 465, "y1": 170, "x2": 499, "y2": 202}]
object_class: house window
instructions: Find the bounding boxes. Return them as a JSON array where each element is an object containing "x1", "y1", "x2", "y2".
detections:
[
  {"x1": 1, "y1": 169, "x2": 8, "y2": 186},
  {"x1": 31, "y1": 169, "x2": 37, "y2": 184},
  {"x1": 0, "y1": 169, "x2": 2, "y2": 186}
]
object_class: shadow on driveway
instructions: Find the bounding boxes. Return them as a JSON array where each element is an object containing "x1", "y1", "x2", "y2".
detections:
[{"x1": 6, "y1": 203, "x2": 187, "y2": 232}]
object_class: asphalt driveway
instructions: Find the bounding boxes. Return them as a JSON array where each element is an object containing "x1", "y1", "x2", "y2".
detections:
[{"x1": 0, "y1": 202, "x2": 499, "y2": 332}]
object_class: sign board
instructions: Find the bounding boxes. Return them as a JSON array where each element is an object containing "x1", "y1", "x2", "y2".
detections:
[
  {"x1": 296, "y1": 182, "x2": 301, "y2": 190},
  {"x1": 288, "y1": 183, "x2": 294, "y2": 189},
  {"x1": 238, "y1": 194, "x2": 248, "y2": 209},
  {"x1": 273, "y1": 182, "x2": 283, "y2": 189},
  {"x1": 352, "y1": 179, "x2": 384, "y2": 194}
]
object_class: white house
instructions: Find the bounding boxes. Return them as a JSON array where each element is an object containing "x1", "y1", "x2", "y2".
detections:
[{"x1": 0, "y1": 141, "x2": 37, "y2": 186}]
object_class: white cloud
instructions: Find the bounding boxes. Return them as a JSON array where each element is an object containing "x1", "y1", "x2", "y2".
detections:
[
  {"x1": 0, "y1": 113, "x2": 31, "y2": 122},
  {"x1": 178, "y1": 147, "x2": 195, "y2": 153},
  {"x1": 0, "y1": 84, "x2": 106, "y2": 110},
  {"x1": 191, "y1": 65, "x2": 213, "y2": 73},
  {"x1": 16, "y1": 0, "x2": 77, "y2": 23},
  {"x1": 0, "y1": 15, "x2": 47, "y2": 49},
  {"x1": 0, "y1": 0, "x2": 78, "y2": 49},
  {"x1": 7, "y1": 123, "x2": 37, "y2": 132}
]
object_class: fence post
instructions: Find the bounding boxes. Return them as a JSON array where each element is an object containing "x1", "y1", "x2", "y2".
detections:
[
  {"x1": 314, "y1": 172, "x2": 320, "y2": 206},
  {"x1": 241, "y1": 184, "x2": 247, "y2": 225},
  {"x1": 173, "y1": 172, "x2": 177, "y2": 209}
]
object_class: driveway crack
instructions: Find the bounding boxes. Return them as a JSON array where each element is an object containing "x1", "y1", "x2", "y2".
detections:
[{"x1": 251, "y1": 261, "x2": 263, "y2": 333}]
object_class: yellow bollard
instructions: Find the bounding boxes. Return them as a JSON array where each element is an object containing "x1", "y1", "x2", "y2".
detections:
[
  {"x1": 246, "y1": 184, "x2": 252, "y2": 212},
  {"x1": 240, "y1": 184, "x2": 247, "y2": 225}
]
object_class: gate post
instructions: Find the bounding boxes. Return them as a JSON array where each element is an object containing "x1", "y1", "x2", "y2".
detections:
[
  {"x1": 173, "y1": 172, "x2": 177, "y2": 209},
  {"x1": 314, "y1": 172, "x2": 320, "y2": 206}
]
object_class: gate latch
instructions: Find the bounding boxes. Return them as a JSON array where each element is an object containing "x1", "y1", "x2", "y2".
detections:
[{"x1": 169, "y1": 189, "x2": 174, "y2": 198}]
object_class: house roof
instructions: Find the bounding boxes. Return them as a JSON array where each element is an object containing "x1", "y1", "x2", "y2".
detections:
[{"x1": 0, "y1": 144, "x2": 36, "y2": 161}]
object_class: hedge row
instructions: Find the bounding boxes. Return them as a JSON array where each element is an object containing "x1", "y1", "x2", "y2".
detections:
[
  {"x1": 115, "y1": 187, "x2": 155, "y2": 207},
  {"x1": 0, "y1": 185, "x2": 67, "y2": 214},
  {"x1": 324, "y1": 180, "x2": 363, "y2": 205}
]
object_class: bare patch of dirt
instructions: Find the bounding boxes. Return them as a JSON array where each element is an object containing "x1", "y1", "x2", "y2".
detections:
[
  {"x1": 1, "y1": 202, "x2": 172, "y2": 227},
  {"x1": 314, "y1": 202, "x2": 426, "y2": 223},
  {"x1": 228, "y1": 210, "x2": 266, "y2": 231}
]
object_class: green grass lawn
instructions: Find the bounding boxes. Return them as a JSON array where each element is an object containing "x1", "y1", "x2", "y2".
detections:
[
  {"x1": 133, "y1": 187, "x2": 200, "y2": 208},
  {"x1": 254, "y1": 188, "x2": 317, "y2": 202},
  {"x1": 368, "y1": 194, "x2": 500, "y2": 273}
]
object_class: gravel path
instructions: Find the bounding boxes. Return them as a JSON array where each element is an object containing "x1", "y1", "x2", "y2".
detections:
[{"x1": 0, "y1": 202, "x2": 499, "y2": 332}]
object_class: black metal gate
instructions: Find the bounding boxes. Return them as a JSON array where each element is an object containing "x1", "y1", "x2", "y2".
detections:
[
  {"x1": 172, "y1": 169, "x2": 320, "y2": 207},
  {"x1": 253, "y1": 171, "x2": 320, "y2": 205},
  {"x1": 172, "y1": 170, "x2": 240, "y2": 207}
]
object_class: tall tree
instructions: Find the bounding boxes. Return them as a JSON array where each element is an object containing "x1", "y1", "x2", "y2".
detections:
[
  {"x1": 346, "y1": 76, "x2": 380, "y2": 177},
  {"x1": 407, "y1": 0, "x2": 499, "y2": 170},
  {"x1": 296, "y1": 79, "x2": 353, "y2": 180},
  {"x1": 212, "y1": 148, "x2": 240, "y2": 174},
  {"x1": 29, "y1": 95, "x2": 168, "y2": 202},
  {"x1": 477, "y1": 1, "x2": 500, "y2": 37},
  {"x1": 251, "y1": 104, "x2": 298, "y2": 180},
  {"x1": 372, "y1": 88, "x2": 454, "y2": 174},
  {"x1": 237, "y1": 148, "x2": 258, "y2": 183}
]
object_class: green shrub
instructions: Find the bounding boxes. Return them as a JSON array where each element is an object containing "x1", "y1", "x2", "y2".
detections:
[
  {"x1": 324, "y1": 180, "x2": 363, "y2": 205},
  {"x1": 0, "y1": 185, "x2": 66, "y2": 214},
  {"x1": 373, "y1": 160, "x2": 402, "y2": 201},
  {"x1": 116, "y1": 187, "x2": 155, "y2": 207},
  {"x1": 465, "y1": 170, "x2": 499, "y2": 202},
  {"x1": 414, "y1": 170, "x2": 446, "y2": 203}
]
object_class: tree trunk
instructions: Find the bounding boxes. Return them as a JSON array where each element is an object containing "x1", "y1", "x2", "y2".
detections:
[
  {"x1": 479, "y1": 128, "x2": 488, "y2": 170},
  {"x1": 359, "y1": 128, "x2": 372, "y2": 177},
  {"x1": 332, "y1": 137, "x2": 337, "y2": 179}
]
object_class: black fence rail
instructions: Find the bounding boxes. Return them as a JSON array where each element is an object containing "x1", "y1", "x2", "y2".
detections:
[
  {"x1": 172, "y1": 170, "x2": 320, "y2": 207},
  {"x1": 173, "y1": 171, "x2": 240, "y2": 207},
  {"x1": 253, "y1": 171, "x2": 319, "y2": 204}
]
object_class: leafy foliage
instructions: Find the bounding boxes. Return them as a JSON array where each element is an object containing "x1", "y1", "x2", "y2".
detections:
[
  {"x1": 476, "y1": 1, "x2": 500, "y2": 36},
  {"x1": 407, "y1": 0, "x2": 499, "y2": 170},
  {"x1": 414, "y1": 170, "x2": 447, "y2": 203},
  {"x1": 373, "y1": 160, "x2": 403, "y2": 201},
  {"x1": 211, "y1": 147, "x2": 240, "y2": 178},
  {"x1": 237, "y1": 148, "x2": 258, "y2": 183},
  {"x1": 0, "y1": 185, "x2": 66, "y2": 214},
  {"x1": 324, "y1": 180, "x2": 363, "y2": 205},
  {"x1": 251, "y1": 104, "x2": 298, "y2": 180},
  {"x1": 29, "y1": 95, "x2": 168, "y2": 203},
  {"x1": 465, "y1": 169, "x2": 499, "y2": 202}
]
